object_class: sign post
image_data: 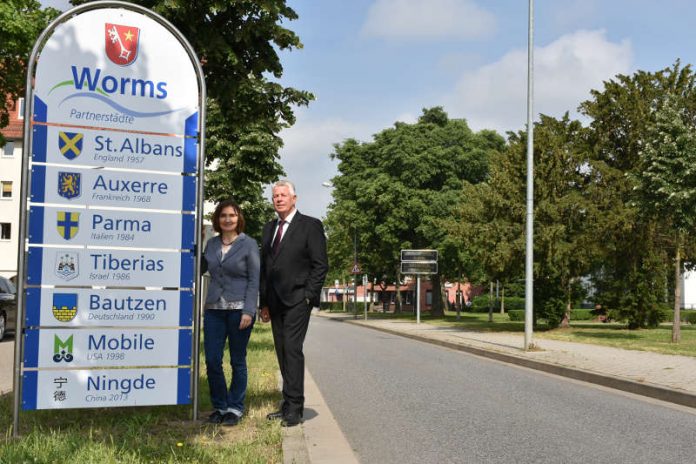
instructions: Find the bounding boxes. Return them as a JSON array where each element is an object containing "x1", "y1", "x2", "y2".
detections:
[
  {"x1": 400, "y1": 250, "x2": 438, "y2": 324},
  {"x1": 14, "y1": 1, "x2": 206, "y2": 435}
]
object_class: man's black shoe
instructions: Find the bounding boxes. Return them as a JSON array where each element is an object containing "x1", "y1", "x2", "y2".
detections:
[
  {"x1": 222, "y1": 412, "x2": 240, "y2": 426},
  {"x1": 281, "y1": 412, "x2": 303, "y2": 427},
  {"x1": 266, "y1": 410, "x2": 285, "y2": 420},
  {"x1": 207, "y1": 410, "x2": 224, "y2": 424}
]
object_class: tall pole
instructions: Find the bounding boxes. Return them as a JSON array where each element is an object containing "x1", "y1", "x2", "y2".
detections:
[
  {"x1": 416, "y1": 275, "x2": 421, "y2": 324},
  {"x1": 524, "y1": 0, "x2": 535, "y2": 350}
]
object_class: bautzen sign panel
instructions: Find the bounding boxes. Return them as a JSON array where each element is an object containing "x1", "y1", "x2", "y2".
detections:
[
  {"x1": 25, "y1": 288, "x2": 193, "y2": 328},
  {"x1": 22, "y1": 367, "x2": 190, "y2": 410},
  {"x1": 24, "y1": 328, "x2": 191, "y2": 369},
  {"x1": 33, "y1": 9, "x2": 198, "y2": 135},
  {"x1": 28, "y1": 206, "x2": 195, "y2": 249}
]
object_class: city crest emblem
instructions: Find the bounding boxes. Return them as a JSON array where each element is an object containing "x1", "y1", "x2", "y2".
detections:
[
  {"x1": 54, "y1": 252, "x2": 79, "y2": 281},
  {"x1": 105, "y1": 23, "x2": 140, "y2": 66},
  {"x1": 52, "y1": 293, "x2": 78, "y2": 322},
  {"x1": 53, "y1": 335, "x2": 74, "y2": 363},
  {"x1": 58, "y1": 131, "x2": 83, "y2": 160},
  {"x1": 56, "y1": 211, "x2": 80, "y2": 240},
  {"x1": 57, "y1": 172, "x2": 81, "y2": 200}
]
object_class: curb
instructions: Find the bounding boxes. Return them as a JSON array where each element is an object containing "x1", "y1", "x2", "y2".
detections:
[{"x1": 330, "y1": 317, "x2": 696, "y2": 409}]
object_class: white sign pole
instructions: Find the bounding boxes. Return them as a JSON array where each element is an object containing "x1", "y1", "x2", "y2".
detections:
[{"x1": 416, "y1": 275, "x2": 421, "y2": 324}]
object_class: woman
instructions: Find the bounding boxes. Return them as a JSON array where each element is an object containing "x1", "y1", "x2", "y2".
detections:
[{"x1": 202, "y1": 199, "x2": 260, "y2": 425}]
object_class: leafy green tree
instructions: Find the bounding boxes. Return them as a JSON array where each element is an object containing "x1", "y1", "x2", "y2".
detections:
[
  {"x1": 0, "y1": 0, "x2": 59, "y2": 144},
  {"x1": 325, "y1": 107, "x2": 504, "y2": 316},
  {"x1": 70, "y1": 0, "x2": 314, "y2": 236},
  {"x1": 634, "y1": 95, "x2": 696, "y2": 341},
  {"x1": 454, "y1": 114, "x2": 596, "y2": 327},
  {"x1": 579, "y1": 62, "x2": 696, "y2": 328}
]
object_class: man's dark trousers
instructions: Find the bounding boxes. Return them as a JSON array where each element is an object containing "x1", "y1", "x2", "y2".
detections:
[{"x1": 268, "y1": 288, "x2": 311, "y2": 415}]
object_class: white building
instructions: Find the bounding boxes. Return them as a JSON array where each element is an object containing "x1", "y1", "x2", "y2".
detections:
[{"x1": 0, "y1": 97, "x2": 24, "y2": 279}]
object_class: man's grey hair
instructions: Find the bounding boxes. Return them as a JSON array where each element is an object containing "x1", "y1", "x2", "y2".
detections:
[{"x1": 272, "y1": 179, "x2": 296, "y2": 196}]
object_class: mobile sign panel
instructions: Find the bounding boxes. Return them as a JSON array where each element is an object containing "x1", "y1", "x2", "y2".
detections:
[
  {"x1": 24, "y1": 328, "x2": 191, "y2": 369},
  {"x1": 22, "y1": 368, "x2": 190, "y2": 410},
  {"x1": 25, "y1": 288, "x2": 193, "y2": 328},
  {"x1": 26, "y1": 247, "x2": 194, "y2": 287},
  {"x1": 28, "y1": 206, "x2": 195, "y2": 249}
]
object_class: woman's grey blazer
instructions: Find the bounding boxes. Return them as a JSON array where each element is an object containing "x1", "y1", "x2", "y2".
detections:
[{"x1": 202, "y1": 233, "x2": 260, "y2": 317}]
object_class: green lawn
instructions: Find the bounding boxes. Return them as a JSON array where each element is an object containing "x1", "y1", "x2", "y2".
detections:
[
  {"x1": 0, "y1": 323, "x2": 282, "y2": 464},
  {"x1": 334, "y1": 308, "x2": 696, "y2": 357}
]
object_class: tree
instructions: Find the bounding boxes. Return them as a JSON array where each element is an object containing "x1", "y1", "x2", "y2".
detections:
[
  {"x1": 0, "y1": 0, "x2": 59, "y2": 144},
  {"x1": 70, "y1": 0, "x2": 314, "y2": 237},
  {"x1": 453, "y1": 114, "x2": 596, "y2": 328},
  {"x1": 325, "y1": 107, "x2": 504, "y2": 316},
  {"x1": 634, "y1": 95, "x2": 696, "y2": 341},
  {"x1": 580, "y1": 62, "x2": 696, "y2": 328}
]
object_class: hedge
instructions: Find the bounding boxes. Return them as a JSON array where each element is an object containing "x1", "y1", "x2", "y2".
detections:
[
  {"x1": 471, "y1": 295, "x2": 525, "y2": 313},
  {"x1": 508, "y1": 308, "x2": 593, "y2": 322}
]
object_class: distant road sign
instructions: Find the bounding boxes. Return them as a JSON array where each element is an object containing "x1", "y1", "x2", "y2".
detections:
[
  {"x1": 401, "y1": 261, "x2": 438, "y2": 275},
  {"x1": 401, "y1": 249, "x2": 438, "y2": 262},
  {"x1": 351, "y1": 263, "x2": 361, "y2": 274}
]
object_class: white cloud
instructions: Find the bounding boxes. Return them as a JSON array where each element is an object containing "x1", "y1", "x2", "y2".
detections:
[
  {"x1": 274, "y1": 113, "x2": 374, "y2": 219},
  {"x1": 446, "y1": 29, "x2": 633, "y2": 133},
  {"x1": 361, "y1": 0, "x2": 496, "y2": 41}
]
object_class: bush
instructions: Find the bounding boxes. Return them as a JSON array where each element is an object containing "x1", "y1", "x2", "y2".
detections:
[
  {"x1": 685, "y1": 311, "x2": 696, "y2": 324},
  {"x1": 471, "y1": 295, "x2": 525, "y2": 312},
  {"x1": 508, "y1": 310, "x2": 524, "y2": 321},
  {"x1": 320, "y1": 302, "x2": 347, "y2": 312},
  {"x1": 570, "y1": 309, "x2": 594, "y2": 321}
]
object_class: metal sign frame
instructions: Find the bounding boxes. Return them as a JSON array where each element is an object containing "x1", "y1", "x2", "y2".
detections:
[{"x1": 13, "y1": 1, "x2": 206, "y2": 436}]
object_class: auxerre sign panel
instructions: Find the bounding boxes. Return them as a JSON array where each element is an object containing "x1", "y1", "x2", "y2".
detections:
[
  {"x1": 28, "y1": 206, "x2": 195, "y2": 249},
  {"x1": 22, "y1": 368, "x2": 190, "y2": 410},
  {"x1": 30, "y1": 165, "x2": 196, "y2": 211},
  {"x1": 33, "y1": 9, "x2": 198, "y2": 135},
  {"x1": 25, "y1": 288, "x2": 193, "y2": 328},
  {"x1": 26, "y1": 247, "x2": 194, "y2": 287},
  {"x1": 24, "y1": 328, "x2": 191, "y2": 369}
]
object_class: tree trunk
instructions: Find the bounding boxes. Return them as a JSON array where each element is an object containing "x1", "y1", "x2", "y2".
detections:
[
  {"x1": 500, "y1": 286, "x2": 505, "y2": 314},
  {"x1": 673, "y1": 240, "x2": 682, "y2": 343},
  {"x1": 431, "y1": 274, "x2": 445, "y2": 317},
  {"x1": 560, "y1": 282, "x2": 571, "y2": 328}
]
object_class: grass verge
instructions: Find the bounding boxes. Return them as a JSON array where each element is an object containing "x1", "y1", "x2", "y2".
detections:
[
  {"x1": 0, "y1": 323, "x2": 282, "y2": 463},
  {"x1": 329, "y1": 308, "x2": 696, "y2": 357}
]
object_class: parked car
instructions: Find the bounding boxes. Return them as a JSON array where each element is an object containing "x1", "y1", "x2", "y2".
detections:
[{"x1": 0, "y1": 275, "x2": 17, "y2": 341}]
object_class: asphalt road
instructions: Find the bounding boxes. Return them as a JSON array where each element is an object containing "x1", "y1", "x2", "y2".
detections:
[{"x1": 305, "y1": 316, "x2": 696, "y2": 464}]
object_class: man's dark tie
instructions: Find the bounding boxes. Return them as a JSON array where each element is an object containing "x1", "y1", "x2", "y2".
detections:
[{"x1": 272, "y1": 220, "x2": 285, "y2": 255}]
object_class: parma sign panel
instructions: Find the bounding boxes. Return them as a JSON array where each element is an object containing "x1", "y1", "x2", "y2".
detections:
[{"x1": 16, "y1": 2, "x2": 204, "y2": 414}]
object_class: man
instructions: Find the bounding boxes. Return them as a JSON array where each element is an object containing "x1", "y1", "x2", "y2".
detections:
[{"x1": 259, "y1": 180, "x2": 328, "y2": 426}]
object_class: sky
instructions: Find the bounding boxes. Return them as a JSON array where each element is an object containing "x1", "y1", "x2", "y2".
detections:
[{"x1": 44, "y1": 0, "x2": 696, "y2": 219}]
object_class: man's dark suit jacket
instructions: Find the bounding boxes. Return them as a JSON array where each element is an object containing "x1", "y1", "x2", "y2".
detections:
[{"x1": 260, "y1": 211, "x2": 329, "y2": 309}]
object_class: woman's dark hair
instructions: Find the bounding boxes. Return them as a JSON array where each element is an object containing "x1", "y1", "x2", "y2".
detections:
[{"x1": 211, "y1": 199, "x2": 245, "y2": 234}]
